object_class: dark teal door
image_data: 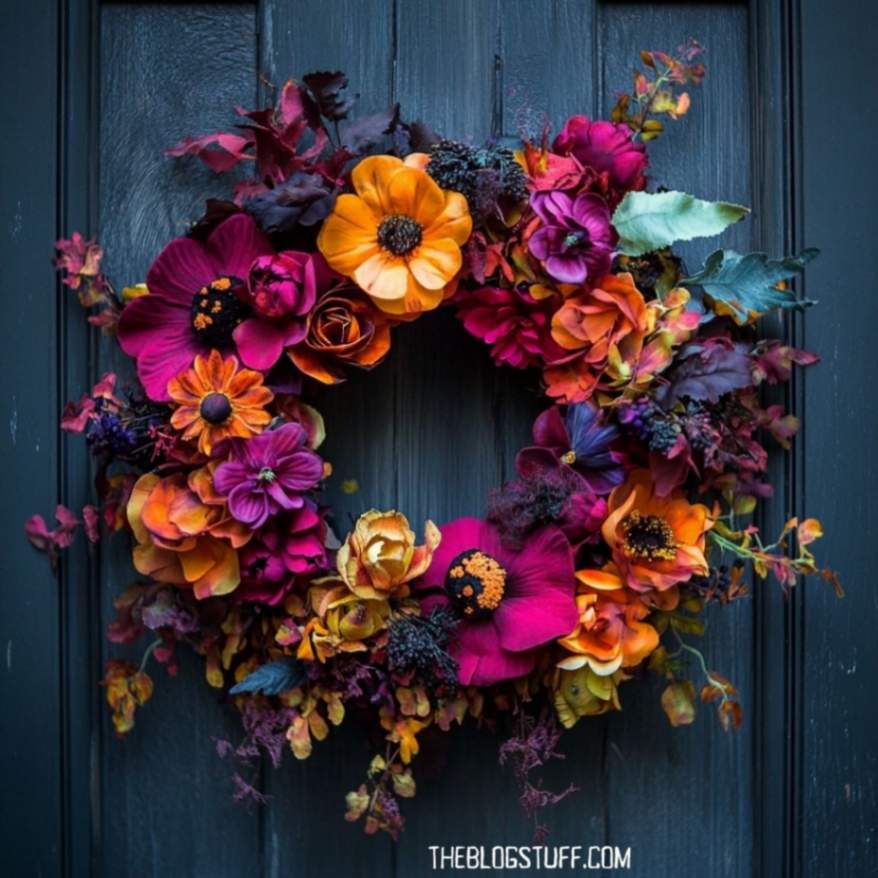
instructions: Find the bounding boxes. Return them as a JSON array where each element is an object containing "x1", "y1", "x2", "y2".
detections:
[{"x1": 2, "y1": 1, "x2": 875, "y2": 876}]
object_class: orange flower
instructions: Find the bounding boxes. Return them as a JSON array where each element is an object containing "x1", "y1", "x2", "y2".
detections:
[
  {"x1": 289, "y1": 290, "x2": 392, "y2": 384},
  {"x1": 337, "y1": 509, "x2": 441, "y2": 600},
  {"x1": 578, "y1": 469, "x2": 712, "y2": 593},
  {"x1": 544, "y1": 272, "x2": 651, "y2": 403},
  {"x1": 127, "y1": 472, "x2": 241, "y2": 598},
  {"x1": 557, "y1": 579, "x2": 659, "y2": 675},
  {"x1": 317, "y1": 155, "x2": 472, "y2": 316},
  {"x1": 167, "y1": 349, "x2": 273, "y2": 455}
]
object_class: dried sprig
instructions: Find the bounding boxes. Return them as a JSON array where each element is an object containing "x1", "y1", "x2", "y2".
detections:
[{"x1": 611, "y1": 39, "x2": 706, "y2": 141}]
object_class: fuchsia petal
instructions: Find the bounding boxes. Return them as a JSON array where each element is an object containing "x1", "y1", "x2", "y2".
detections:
[
  {"x1": 205, "y1": 213, "x2": 272, "y2": 278},
  {"x1": 145, "y1": 235, "x2": 217, "y2": 304},
  {"x1": 232, "y1": 318, "x2": 286, "y2": 371}
]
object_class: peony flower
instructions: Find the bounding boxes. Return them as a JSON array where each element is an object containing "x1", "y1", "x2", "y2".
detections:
[
  {"x1": 213, "y1": 423, "x2": 324, "y2": 529},
  {"x1": 527, "y1": 191, "x2": 615, "y2": 285},
  {"x1": 126, "y1": 472, "x2": 241, "y2": 599},
  {"x1": 167, "y1": 350, "x2": 273, "y2": 456},
  {"x1": 117, "y1": 214, "x2": 272, "y2": 401},
  {"x1": 557, "y1": 579, "x2": 658, "y2": 675},
  {"x1": 516, "y1": 402, "x2": 625, "y2": 495},
  {"x1": 417, "y1": 518, "x2": 577, "y2": 686},
  {"x1": 317, "y1": 154, "x2": 472, "y2": 316},
  {"x1": 456, "y1": 285, "x2": 566, "y2": 369},
  {"x1": 337, "y1": 510, "x2": 441, "y2": 600},
  {"x1": 578, "y1": 469, "x2": 712, "y2": 594},
  {"x1": 544, "y1": 272, "x2": 650, "y2": 403},
  {"x1": 289, "y1": 289, "x2": 392, "y2": 384},
  {"x1": 236, "y1": 503, "x2": 328, "y2": 603},
  {"x1": 553, "y1": 116, "x2": 648, "y2": 195},
  {"x1": 232, "y1": 251, "x2": 334, "y2": 371}
]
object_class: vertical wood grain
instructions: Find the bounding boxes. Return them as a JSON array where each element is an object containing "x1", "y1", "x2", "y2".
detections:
[
  {"x1": 258, "y1": 3, "x2": 398, "y2": 876},
  {"x1": 799, "y1": 0, "x2": 878, "y2": 874},
  {"x1": 599, "y1": 5, "x2": 755, "y2": 877},
  {"x1": 0, "y1": 2, "x2": 63, "y2": 876},
  {"x1": 98, "y1": 6, "x2": 262, "y2": 877}
]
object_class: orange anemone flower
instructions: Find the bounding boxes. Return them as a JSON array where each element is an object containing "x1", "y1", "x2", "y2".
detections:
[
  {"x1": 578, "y1": 469, "x2": 713, "y2": 593},
  {"x1": 557, "y1": 579, "x2": 659, "y2": 676},
  {"x1": 167, "y1": 349, "x2": 273, "y2": 455},
  {"x1": 317, "y1": 154, "x2": 472, "y2": 317}
]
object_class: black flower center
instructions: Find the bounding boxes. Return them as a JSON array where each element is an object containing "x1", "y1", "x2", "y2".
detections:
[
  {"x1": 444, "y1": 549, "x2": 507, "y2": 620},
  {"x1": 563, "y1": 229, "x2": 590, "y2": 251},
  {"x1": 377, "y1": 214, "x2": 423, "y2": 256},
  {"x1": 621, "y1": 512, "x2": 677, "y2": 562},
  {"x1": 189, "y1": 276, "x2": 250, "y2": 347},
  {"x1": 199, "y1": 392, "x2": 232, "y2": 425}
]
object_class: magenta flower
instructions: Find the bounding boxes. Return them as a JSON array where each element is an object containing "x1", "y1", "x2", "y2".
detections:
[
  {"x1": 528, "y1": 191, "x2": 615, "y2": 285},
  {"x1": 117, "y1": 214, "x2": 272, "y2": 401},
  {"x1": 234, "y1": 251, "x2": 335, "y2": 371},
  {"x1": 417, "y1": 518, "x2": 577, "y2": 686},
  {"x1": 213, "y1": 423, "x2": 324, "y2": 529},
  {"x1": 456, "y1": 285, "x2": 566, "y2": 369},
  {"x1": 553, "y1": 116, "x2": 648, "y2": 193},
  {"x1": 236, "y1": 502, "x2": 328, "y2": 603}
]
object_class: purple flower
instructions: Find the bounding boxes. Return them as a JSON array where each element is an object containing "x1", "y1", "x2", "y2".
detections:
[
  {"x1": 214, "y1": 423, "x2": 324, "y2": 529},
  {"x1": 528, "y1": 191, "x2": 615, "y2": 285},
  {"x1": 516, "y1": 403, "x2": 625, "y2": 496}
]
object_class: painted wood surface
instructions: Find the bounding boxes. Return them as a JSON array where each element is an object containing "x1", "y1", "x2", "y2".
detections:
[{"x1": 1, "y1": 1, "x2": 876, "y2": 876}]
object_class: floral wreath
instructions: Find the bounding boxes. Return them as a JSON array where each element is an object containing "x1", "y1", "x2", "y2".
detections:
[{"x1": 30, "y1": 43, "x2": 842, "y2": 839}]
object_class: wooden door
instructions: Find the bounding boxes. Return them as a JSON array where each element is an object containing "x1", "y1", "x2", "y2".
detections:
[{"x1": 2, "y1": 1, "x2": 876, "y2": 876}]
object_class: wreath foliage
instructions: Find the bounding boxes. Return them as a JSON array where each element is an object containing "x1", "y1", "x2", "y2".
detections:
[{"x1": 30, "y1": 42, "x2": 840, "y2": 838}]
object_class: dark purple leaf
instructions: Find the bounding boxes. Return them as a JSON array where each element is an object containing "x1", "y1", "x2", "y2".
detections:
[
  {"x1": 340, "y1": 104, "x2": 400, "y2": 154},
  {"x1": 658, "y1": 339, "x2": 753, "y2": 405},
  {"x1": 302, "y1": 71, "x2": 356, "y2": 121}
]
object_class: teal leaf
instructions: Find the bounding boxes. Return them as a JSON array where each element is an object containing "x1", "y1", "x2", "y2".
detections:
[
  {"x1": 681, "y1": 248, "x2": 818, "y2": 323},
  {"x1": 612, "y1": 190, "x2": 750, "y2": 256},
  {"x1": 229, "y1": 658, "x2": 306, "y2": 696}
]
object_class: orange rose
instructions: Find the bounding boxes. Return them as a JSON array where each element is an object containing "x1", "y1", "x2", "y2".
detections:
[
  {"x1": 557, "y1": 579, "x2": 659, "y2": 675},
  {"x1": 544, "y1": 272, "x2": 650, "y2": 403},
  {"x1": 127, "y1": 472, "x2": 242, "y2": 599},
  {"x1": 289, "y1": 290, "x2": 392, "y2": 384}
]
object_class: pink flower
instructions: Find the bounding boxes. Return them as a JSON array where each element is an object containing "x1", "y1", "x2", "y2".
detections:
[
  {"x1": 237, "y1": 503, "x2": 328, "y2": 603},
  {"x1": 417, "y1": 518, "x2": 577, "y2": 686},
  {"x1": 213, "y1": 424, "x2": 324, "y2": 529},
  {"x1": 456, "y1": 286, "x2": 566, "y2": 369},
  {"x1": 528, "y1": 191, "x2": 615, "y2": 285},
  {"x1": 553, "y1": 116, "x2": 648, "y2": 195},
  {"x1": 117, "y1": 214, "x2": 272, "y2": 401},
  {"x1": 233, "y1": 252, "x2": 336, "y2": 371}
]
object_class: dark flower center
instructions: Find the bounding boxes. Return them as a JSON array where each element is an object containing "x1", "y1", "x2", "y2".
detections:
[
  {"x1": 444, "y1": 549, "x2": 507, "y2": 619},
  {"x1": 189, "y1": 276, "x2": 250, "y2": 347},
  {"x1": 199, "y1": 392, "x2": 232, "y2": 425},
  {"x1": 620, "y1": 511, "x2": 677, "y2": 562},
  {"x1": 377, "y1": 214, "x2": 423, "y2": 256},
  {"x1": 563, "y1": 229, "x2": 590, "y2": 251}
]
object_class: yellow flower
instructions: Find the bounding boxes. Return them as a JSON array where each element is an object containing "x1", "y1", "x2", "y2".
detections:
[
  {"x1": 380, "y1": 708, "x2": 429, "y2": 764},
  {"x1": 317, "y1": 155, "x2": 472, "y2": 316},
  {"x1": 337, "y1": 509, "x2": 441, "y2": 599}
]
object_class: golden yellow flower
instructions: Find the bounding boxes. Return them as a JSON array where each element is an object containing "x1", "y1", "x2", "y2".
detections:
[
  {"x1": 317, "y1": 155, "x2": 472, "y2": 316},
  {"x1": 337, "y1": 509, "x2": 441, "y2": 599}
]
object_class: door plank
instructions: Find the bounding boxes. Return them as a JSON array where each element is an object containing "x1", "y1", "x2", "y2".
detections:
[
  {"x1": 0, "y1": 2, "x2": 63, "y2": 876},
  {"x1": 98, "y1": 6, "x2": 263, "y2": 877},
  {"x1": 598, "y1": 5, "x2": 754, "y2": 877},
  {"x1": 258, "y1": 3, "x2": 398, "y2": 876},
  {"x1": 800, "y1": 1, "x2": 878, "y2": 874}
]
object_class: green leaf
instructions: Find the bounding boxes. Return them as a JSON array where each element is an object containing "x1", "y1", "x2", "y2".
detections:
[
  {"x1": 612, "y1": 190, "x2": 750, "y2": 256},
  {"x1": 229, "y1": 658, "x2": 306, "y2": 696},
  {"x1": 681, "y1": 248, "x2": 818, "y2": 323}
]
